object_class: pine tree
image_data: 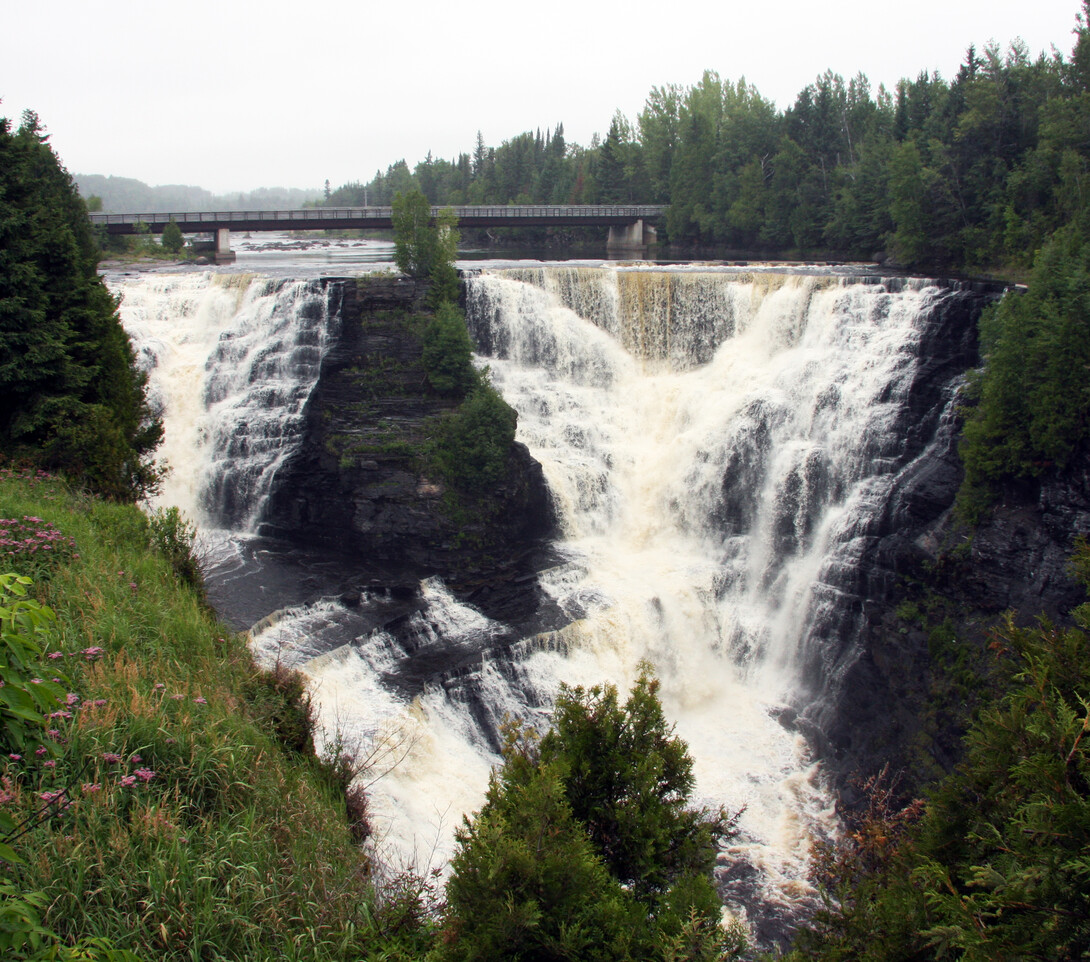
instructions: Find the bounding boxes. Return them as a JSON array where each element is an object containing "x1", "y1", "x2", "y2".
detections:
[
  {"x1": 440, "y1": 667, "x2": 746, "y2": 960},
  {"x1": 0, "y1": 111, "x2": 161, "y2": 499}
]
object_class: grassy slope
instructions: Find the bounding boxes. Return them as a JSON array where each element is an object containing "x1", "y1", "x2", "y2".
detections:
[{"x1": 0, "y1": 468, "x2": 433, "y2": 961}]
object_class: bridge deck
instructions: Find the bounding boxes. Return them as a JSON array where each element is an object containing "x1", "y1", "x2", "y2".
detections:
[{"x1": 89, "y1": 205, "x2": 667, "y2": 234}]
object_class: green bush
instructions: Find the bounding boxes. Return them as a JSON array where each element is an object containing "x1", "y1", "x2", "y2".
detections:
[
  {"x1": 429, "y1": 381, "x2": 517, "y2": 490},
  {"x1": 421, "y1": 302, "x2": 477, "y2": 397},
  {"x1": 160, "y1": 219, "x2": 184, "y2": 255},
  {"x1": 958, "y1": 226, "x2": 1090, "y2": 520},
  {"x1": 146, "y1": 507, "x2": 201, "y2": 592},
  {"x1": 439, "y1": 667, "x2": 746, "y2": 961}
]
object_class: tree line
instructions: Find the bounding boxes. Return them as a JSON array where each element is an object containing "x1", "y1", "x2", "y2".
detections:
[{"x1": 329, "y1": 7, "x2": 1090, "y2": 275}]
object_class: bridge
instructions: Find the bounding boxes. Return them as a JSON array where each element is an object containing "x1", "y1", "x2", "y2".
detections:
[{"x1": 89, "y1": 205, "x2": 667, "y2": 262}]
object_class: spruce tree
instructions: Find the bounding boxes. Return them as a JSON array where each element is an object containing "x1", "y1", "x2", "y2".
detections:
[{"x1": 0, "y1": 110, "x2": 161, "y2": 499}]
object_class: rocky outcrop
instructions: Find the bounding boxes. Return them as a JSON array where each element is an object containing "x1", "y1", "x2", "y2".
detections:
[
  {"x1": 811, "y1": 282, "x2": 1090, "y2": 798},
  {"x1": 260, "y1": 276, "x2": 555, "y2": 587}
]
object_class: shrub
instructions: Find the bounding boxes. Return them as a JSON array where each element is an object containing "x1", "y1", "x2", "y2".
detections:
[
  {"x1": 160, "y1": 218, "x2": 184, "y2": 255},
  {"x1": 421, "y1": 302, "x2": 477, "y2": 397},
  {"x1": 146, "y1": 507, "x2": 201, "y2": 592},
  {"x1": 429, "y1": 381, "x2": 517, "y2": 490}
]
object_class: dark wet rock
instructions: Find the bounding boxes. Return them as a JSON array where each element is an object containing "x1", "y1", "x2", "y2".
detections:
[
  {"x1": 261, "y1": 275, "x2": 557, "y2": 599},
  {"x1": 800, "y1": 282, "x2": 1090, "y2": 799}
]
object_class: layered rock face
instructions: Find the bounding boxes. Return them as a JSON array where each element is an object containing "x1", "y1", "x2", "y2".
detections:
[
  {"x1": 260, "y1": 276, "x2": 555, "y2": 583},
  {"x1": 813, "y1": 284, "x2": 1090, "y2": 793}
]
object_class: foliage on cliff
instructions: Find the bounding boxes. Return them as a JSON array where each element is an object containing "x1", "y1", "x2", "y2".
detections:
[
  {"x1": 429, "y1": 380, "x2": 518, "y2": 491},
  {"x1": 0, "y1": 468, "x2": 434, "y2": 960},
  {"x1": 412, "y1": 269, "x2": 520, "y2": 496},
  {"x1": 786, "y1": 541, "x2": 1090, "y2": 961},
  {"x1": 421, "y1": 302, "x2": 477, "y2": 397},
  {"x1": 959, "y1": 225, "x2": 1090, "y2": 518},
  {"x1": 392, "y1": 188, "x2": 460, "y2": 307},
  {"x1": 0, "y1": 112, "x2": 161, "y2": 501},
  {"x1": 439, "y1": 668, "x2": 745, "y2": 961}
]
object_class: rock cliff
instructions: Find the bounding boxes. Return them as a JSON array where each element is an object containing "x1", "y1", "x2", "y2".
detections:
[
  {"x1": 811, "y1": 282, "x2": 1090, "y2": 798},
  {"x1": 260, "y1": 276, "x2": 555, "y2": 591}
]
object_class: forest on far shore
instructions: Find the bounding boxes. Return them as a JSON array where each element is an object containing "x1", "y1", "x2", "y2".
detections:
[{"x1": 324, "y1": 6, "x2": 1089, "y2": 275}]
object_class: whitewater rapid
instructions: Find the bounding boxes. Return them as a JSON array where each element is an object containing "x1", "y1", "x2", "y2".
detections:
[{"x1": 115, "y1": 265, "x2": 945, "y2": 942}]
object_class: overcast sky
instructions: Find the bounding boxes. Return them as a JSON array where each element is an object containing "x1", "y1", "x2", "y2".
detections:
[{"x1": 2, "y1": 0, "x2": 1084, "y2": 194}]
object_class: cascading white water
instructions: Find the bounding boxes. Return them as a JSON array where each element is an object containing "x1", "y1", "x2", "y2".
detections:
[
  {"x1": 448, "y1": 267, "x2": 938, "y2": 927},
  {"x1": 116, "y1": 272, "x2": 335, "y2": 528},
  {"x1": 116, "y1": 264, "x2": 948, "y2": 945}
]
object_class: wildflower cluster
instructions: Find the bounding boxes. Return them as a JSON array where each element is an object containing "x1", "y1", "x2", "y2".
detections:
[
  {"x1": 0, "y1": 467, "x2": 55, "y2": 487},
  {"x1": 0, "y1": 686, "x2": 162, "y2": 830},
  {"x1": 0, "y1": 516, "x2": 78, "y2": 581}
]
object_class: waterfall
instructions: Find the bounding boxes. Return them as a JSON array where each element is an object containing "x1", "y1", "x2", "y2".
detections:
[
  {"x1": 116, "y1": 264, "x2": 965, "y2": 948},
  {"x1": 451, "y1": 267, "x2": 944, "y2": 937},
  {"x1": 116, "y1": 272, "x2": 336, "y2": 529}
]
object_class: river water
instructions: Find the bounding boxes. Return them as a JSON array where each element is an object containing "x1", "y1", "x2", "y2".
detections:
[{"x1": 111, "y1": 240, "x2": 954, "y2": 948}]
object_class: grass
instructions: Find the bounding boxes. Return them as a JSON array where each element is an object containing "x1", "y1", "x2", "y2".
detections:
[{"x1": 0, "y1": 467, "x2": 435, "y2": 961}]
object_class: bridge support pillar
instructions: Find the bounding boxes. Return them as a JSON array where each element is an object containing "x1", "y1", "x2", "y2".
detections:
[
  {"x1": 606, "y1": 219, "x2": 657, "y2": 252},
  {"x1": 214, "y1": 228, "x2": 236, "y2": 264}
]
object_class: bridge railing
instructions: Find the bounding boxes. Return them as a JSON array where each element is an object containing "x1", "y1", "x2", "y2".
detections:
[{"x1": 89, "y1": 205, "x2": 667, "y2": 230}]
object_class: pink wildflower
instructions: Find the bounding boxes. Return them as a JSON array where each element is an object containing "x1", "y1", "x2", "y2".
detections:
[
  {"x1": 43, "y1": 760, "x2": 56, "y2": 770},
  {"x1": 66, "y1": 693, "x2": 80, "y2": 706},
  {"x1": 194, "y1": 696, "x2": 207, "y2": 705},
  {"x1": 35, "y1": 746, "x2": 47, "y2": 757},
  {"x1": 47, "y1": 652, "x2": 64, "y2": 661},
  {"x1": 119, "y1": 775, "x2": 136, "y2": 787},
  {"x1": 102, "y1": 752, "x2": 122, "y2": 763},
  {"x1": 46, "y1": 729, "x2": 61, "y2": 740},
  {"x1": 134, "y1": 768, "x2": 155, "y2": 782},
  {"x1": 81, "y1": 783, "x2": 101, "y2": 793},
  {"x1": 8, "y1": 754, "x2": 21, "y2": 761}
]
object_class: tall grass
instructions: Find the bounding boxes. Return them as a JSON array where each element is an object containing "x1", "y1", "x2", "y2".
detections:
[{"x1": 0, "y1": 468, "x2": 435, "y2": 960}]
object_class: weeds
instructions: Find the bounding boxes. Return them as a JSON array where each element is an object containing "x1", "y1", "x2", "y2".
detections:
[{"x1": 0, "y1": 469, "x2": 437, "y2": 960}]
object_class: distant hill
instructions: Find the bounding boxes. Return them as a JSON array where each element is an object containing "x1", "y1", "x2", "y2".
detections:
[{"x1": 75, "y1": 174, "x2": 322, "y2": 212}]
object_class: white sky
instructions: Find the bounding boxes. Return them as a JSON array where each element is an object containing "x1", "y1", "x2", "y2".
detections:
[{"x1": 2, "y1": 0, "x2": 1083, "y2": 194}]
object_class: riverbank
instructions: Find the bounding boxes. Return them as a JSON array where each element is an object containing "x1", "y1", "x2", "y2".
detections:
[{"x1": 0, "y1": 467, "x2": 435, "y2": 960}]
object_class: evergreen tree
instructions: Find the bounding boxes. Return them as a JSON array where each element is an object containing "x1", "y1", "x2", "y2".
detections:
[
  {"x1": 440, "y1": 667, "x2": 745, "y2": 960},
  {"x1": 0, "y1": 110, "x2": 161, "y2": 499},
  {"x1": 421, "y1": 302, "x2": 476, "y2": 397},
  {"x1": 160, "y1": 217, "x2": 184, "y2": 254}
]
